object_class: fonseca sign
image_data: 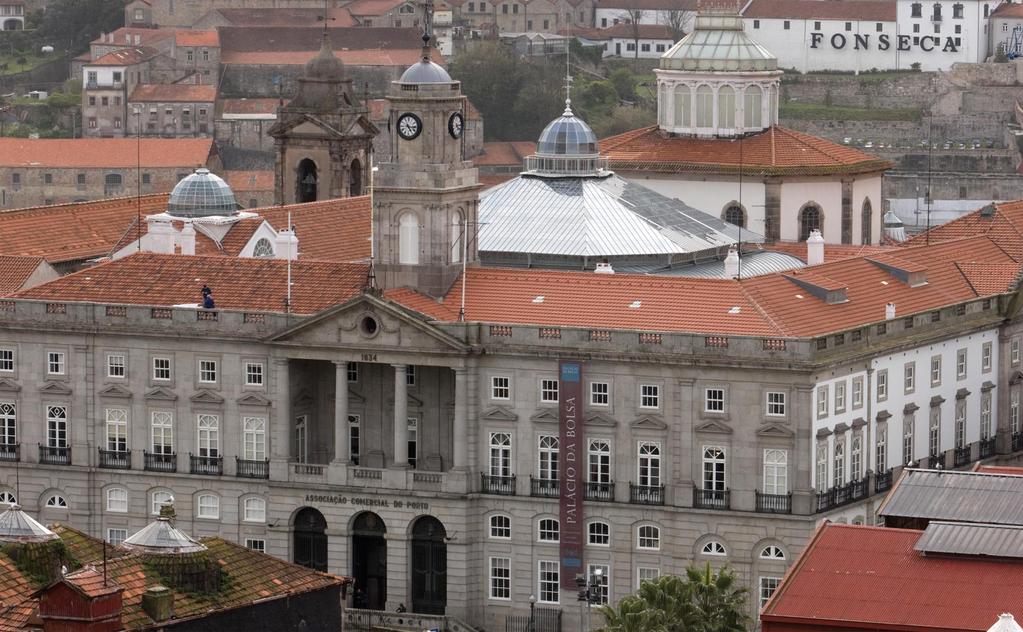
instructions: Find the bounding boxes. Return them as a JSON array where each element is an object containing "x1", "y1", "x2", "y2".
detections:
[{"x1": 810, "y1": 32, "x2": 960, "y2": 53}]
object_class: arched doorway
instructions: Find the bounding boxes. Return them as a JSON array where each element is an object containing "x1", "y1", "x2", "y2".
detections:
[
  {"x1": 350, "y1": 158, "x2": 362, "y2": 197},
  {"x1": 352, "y1": 512, "x2": 387, "y2": 610},
  {"x1": 293, "y1": 507, "x2": 328, "y2": 572},
  {"x1": 297, "y1": 158, "x2": 318, "y2": 203},
  {"x1": 410, "y1": 516, "x2": 447, "y2": 614}
]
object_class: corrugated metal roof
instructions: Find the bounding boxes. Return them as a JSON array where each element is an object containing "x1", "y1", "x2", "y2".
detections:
[
  {"x1": 478, "y1": 174, "x2": 761, "y2": 257},
  {"x1": 879, "y1": 469, "x2": 1023, "y2": 525},
  {"x1": 617, "y1": 250, "x2": 803, "y2": 278},
  {"x1": 915, "y1": 521, "x2": 1023, "y2": 559}
]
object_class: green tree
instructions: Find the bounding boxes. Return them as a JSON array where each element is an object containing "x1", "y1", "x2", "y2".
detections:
[
  {"x1": 33, "y1": 0, "x2": 128, "y2": 55},
  {"x1": 597, "y1": 565, "x2": 750, "y2": 632},
  {"x1": 608, "y1": 67, "x2": 637, "y2": 102}
]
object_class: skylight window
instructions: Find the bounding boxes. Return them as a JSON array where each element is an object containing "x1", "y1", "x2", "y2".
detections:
[
  {"x1": 795, "y1": 294, "x2": 804, "y2": 299},
  {"x1": 532, "y1": 296, "x2": 545, "y2": 303},
  {"x1": 629, "y1": 300, "x2": 642, "y2": 309},
  {"x1": 728, "y1": 306, "x2": 741, "y2": 314}
]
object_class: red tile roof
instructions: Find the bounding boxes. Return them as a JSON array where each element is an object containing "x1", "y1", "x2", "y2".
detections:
[
  {"x1": 991, "y1": 1, "x2": 1023, "y2": 18},
  {"x1": 88, "y1": 46, "x2": 160, "y2": 66},
  {"x1": 601, "y1": 126, "x2": 893, "y2": 176},
  {"x1": 90, "y1": 27, "x2": 173, "y2": 48},
  {"x1": 345, "y1": 0, "x2": 413, "y2": 16},
  {"x1": 971, "y1": 464, "x2": 1023, "y2": 475},
  {"x1": 60, "y1": 567, "x2": 123, "y2": 598},
  {"x1": 129, "y1": 83, "x2": 217, "y2": 103},
  {"x1": 256, "y1": 196, "x2": 372, "y2": 263},
  {"x1": 219, "y1": 98, "x2": 282, "y2": 115},
  {"x1": 0, "y1": 256, "x2": 45, "y2": 295},
  {"x1": 761, "y1": 241, "x2": 895, "y2": 264},
  {"x1": 174, "y1": 29, "x2": 219, "y2": 47},
  {"x1": 0, "y1": 138, "x2": 213, "y2": 169},
  {"x1": 474, "y1": 141, "x2": 535, "y2": 167},
  {"x1": 743, "y1": 0, "x2": 895, "y2": 21},
  {"x1": 907, "y1": 200, "x2": 1023, "y2": 261},
  {"x1": 761, "y1": 523, "x2": 1023, "y2": 632},
  {"x1": 214, "y1": 7, "x2": 356, "y2": 27},
  {"x1": 16, "y1": 253, "x2": 369, "y2": 315},
  {"x1": 225, "y1": 170, "x2": 274, "y2": 191}
]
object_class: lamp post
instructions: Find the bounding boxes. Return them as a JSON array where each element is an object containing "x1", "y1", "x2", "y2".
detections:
[{"x1": 528, "y1": 594, "x2": 536, "y2": 632}]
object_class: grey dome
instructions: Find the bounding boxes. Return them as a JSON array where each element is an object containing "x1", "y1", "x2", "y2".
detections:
[
  {"x1": 305, "y1": 35, "x2": 344, "y2": 81},
  {"x1": 536, "y1": 102, "x2": 598, "y2": 156},
  {"x1": 399, "y1": 59, "x2": 453, "y2": 84},
  {"x1": 167, "y1": 168, "x2": 238, "y2": 218}
]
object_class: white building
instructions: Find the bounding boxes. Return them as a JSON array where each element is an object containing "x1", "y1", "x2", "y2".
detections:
[
  {"x1": 741, "y1": 0, "x2": 1003, "y2": 72},
  {"x1": 990, "y1": 2, "x2": 1023, "y2": 56},
  {"x1": 594, "y1": 0, "x2": 695, "y2": 33},
  {"x1": 576, "y1": 24, "x2": 678, "y2": 57}
]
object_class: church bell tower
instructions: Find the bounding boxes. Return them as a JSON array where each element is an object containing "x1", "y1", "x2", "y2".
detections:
[
  {"x1": 269, "y1": 34, "x2": 377, "y2": 205},
  {"x1": 373, "y1": 6, "x2": 481, "y2": 298}
]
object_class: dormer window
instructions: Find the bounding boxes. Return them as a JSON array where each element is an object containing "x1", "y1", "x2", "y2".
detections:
[{"x1": 253, "y1": 237, "x2": 274, "y2": 258}]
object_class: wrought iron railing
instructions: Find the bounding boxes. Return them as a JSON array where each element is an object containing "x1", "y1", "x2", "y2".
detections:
[
  {"x1": 530, "y1": 476, "x2": 559, "y2": 498},
  {"x1": 980, "y1": 437, "x2": 996, "y2": 459},
  {"x1": 481, "y1": 473, "x2": 516, "y2": 495},
  {"x1": 98, "y1": 448, "x2": 131, "y2": 469},
  {"x1": 629, "y1": 483, "x2": 665, "y2": 505},
  {"x1": 236, "y1": 457, "x2": 269, "y2": 479},
  {"x1": 954, "y1": 445, "x2": 971, "y2": 468},
  {"x1": 693, "y1": 488, "x2": 729, "y2": 510},
  {"x1": 585, "y1": 481, "x2": 614, "y2": 502},
  {"x1": 190, "y1": 453, "x2": 223, "y2": 476},
  {"x1": 144, "y1": 450, "x2": 176, "y2": 472},
  {"x1": 38, "y1": 444, "x2": 70, "y2": 465},
  {"x1": 875, "y1": 468, "x2": 894, "y2": 493},
  {"x1": 755, "y1": 490, "x2": 791, "y2": 514},
  {"x1": 0, "y1": 443, "x2": 18, "y2": 462}
]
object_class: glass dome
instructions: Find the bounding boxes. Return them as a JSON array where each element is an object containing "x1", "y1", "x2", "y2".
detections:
[
  {"x1": 167, "y1": 168, "x2": 238, "y2": 218},
  {"x1": 536, "y1": 101, "x2": 598, "y2": 157}
]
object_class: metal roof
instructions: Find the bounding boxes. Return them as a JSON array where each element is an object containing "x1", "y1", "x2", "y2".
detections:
[
  {"x1": 879, "y1": 469, "x2": 1023, "y2": 525},
  {"x1": 619, "y1": 249, "x2": 803, "y2": 278},
  {"x1": 120, "y1": 516, "x2": 206, "y2": 555},
  {"x1": 0, "y1": 505, "x2": 58, "y2": 543},
  {"x1": 660, "y1": 12, "x2": 777, "y2": 72},
  {"x1": 915, "y1": 521, "x2": 1023, "y2": 559},
  {"x1": 478, "y1": 173, "x2": 762, "y2": 258}
]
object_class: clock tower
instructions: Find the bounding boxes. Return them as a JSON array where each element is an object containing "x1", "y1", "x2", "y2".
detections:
[{"x1": 373, "y1": 30, "x2": 481, "y2": 298}]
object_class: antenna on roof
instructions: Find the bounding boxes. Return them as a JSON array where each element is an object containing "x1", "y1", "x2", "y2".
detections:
[
  {"x1": 286, "y1": 211, "x2": 293, "y2": 314},
  {"x1": 926, "y1": 114, "x2": 932, "y2": 245},
  {"x1": 419, "y1": 0, "x2": 435, "y2": 61},
  {"x1": 316, "y1": 0, "x2": 336, "y2": 40},
  {"x1": 737, "y1": 131, "x2": 743, "y2": 279},
  {"x1": 459, "y1": 214, "x2": 468, "y2": 322}
]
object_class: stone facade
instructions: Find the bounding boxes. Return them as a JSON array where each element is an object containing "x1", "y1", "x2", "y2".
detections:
[
  {"x1": 0, "y1": 164, "x2": 206, "y2": 209},
  {"x1": 127, "y1": 95, "x2": 216, "y2": 138}
]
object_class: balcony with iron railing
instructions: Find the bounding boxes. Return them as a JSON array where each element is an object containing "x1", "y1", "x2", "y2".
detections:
[
  {"x1": 530, "y1": 476, "x2": 559, "y2": 498},
  {"x1": 144, "y1": 450, "x2": 176, "y2": 472},
  {"x1": 980, "y1": 437, "x2": 996, "y2": 459},
  {"x1": 629, "y1": 483, "x2": 664, "y2": 505},
  {"x1": 98, "y1": 448, "x2": 131, "y2": 469},
  {"x1": 816, "y1": 478, "x2": 868, "y2": 512},
  {"x1": 189, "y1": 453, "x2": 223, "y2": 476},
  {"x1": 481, "y1": 473, "x2": 516, "y2": 495},
  {"x1": 755, "y1": 491, "x2": 791, "y2": 514},
  {"x1": 875, "y1": 468, "x2": 894, "y2": 493},
  {"x1": 38, "y1": 444, "x2": 70, "y2": 465},
  {"x1": 954, "y1": 445, "x2": 971, "y2": 468},
  {"x1": 0, "y1": 443, "x2": 18, "y2": 462},
  {"x1": 236, "y1": 457, "x2": 269, "y2": 479},
  {"x1": 1013, "y1": 432, "x2": 1023, "y2": 452},
  {"x1": 693, "y1": 488, "x2": 730, "y2": 510},
  {"x1": 585, "y1": 480, "x2": 614, "y2": 502}
]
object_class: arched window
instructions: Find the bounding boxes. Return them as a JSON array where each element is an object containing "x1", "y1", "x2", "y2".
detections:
[
  {"x1": 0, "y1": 491, "x2": 15, "y2": 505},
  {"x1": 861, "y1": 198, "x2": 873, "y2": 244},
  {"x1": 253, "y1": 237, "x2": 274, "y2": 258},
  {"x1": 588, "y1": 520, "x2": 610, "y2": 546},
  {"x1": 695, "y1": 85, "x2": 713, "y2": 128},
  {"x1": 151, "y1": 490, "x2": 173, "y2": 515},
  {"x1": 106, "y1": 487, "x2": 128, "y2": 513},
  {"x1": 833, "y1": 439, "x2": 845, "y2": 488},
  {"x1": 717, "y1": 85, "x2": 736, "y2": 129},
  {"x1": 538, "y1": 518, "x2": 560, "y2": 542},
  {"x1": 744, "y1": 85, "x2": 763, "y2": 129},
  {"x1": 197, "y1": 493, "x2": 219, "y2": 519},
  {"x1": 489, "y1": 514, "x2": 511, "y2": 539},
  {"x1": 674, "y1": 84, "x2": 691, "y2": 128},
  {"x1": 723, "y1": 203, "x2": 746, "y2": 228},
  {"x1": 702, "y1": 540, "x2": 727, "y2": 556},
  {"x1": 243, "y1": 497, "x2": 266, "y2": 523},
  {"x1": 637, "y1": 525, "x2": 660, "y2": 550},
  {"x1": 760, "y1": 545, "x2": 786, "y2": 560},
  {"x1": 800, "y1": 204, "x2": 823, "y2": 241},
  {"x1": 45, "y1": 494, "x2": 67, "y2": 508},
  {"x1": 297, "y1": 158, "x2": 317, "y2": 203},
  {"x1": 451, "y1": 210, "x2": 464, "y2": 264},
  {"x1": 350, "y1": 158, "x2": 362, "y2": 197},
  {"x1": 398, "y1": 212, "x2": 420, "y2": 265}
]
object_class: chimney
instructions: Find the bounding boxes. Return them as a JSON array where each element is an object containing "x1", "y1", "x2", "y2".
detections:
[
  {"x1": 886, "y1": 302, "x2": 896, "y2": 320},
  {"x1": 723, "y1": 248, "x2": 739, "y2": 278},
  {"x1": 134, "y1": 34, "x2": 141, "y2": 45},
  {"x1": 274, "y1": 228, "x2": 298, "y2": 261},
  {"x1": 140, "y1": 585, "x2": 174, "y2": 622},
  {"x1": 179, "y1": 222, "x2": 196, "y2": 255},
  {"x1": 125, "y1": 33, "x2": 130, "y2": 44},
  {"x1": 806, "y1": 229, "x2": 825, "y2": 266},
  {"x1": 594, "y1": 261, "x2": 614, "y2": 274},
  {"x1": 145, "y1": 218, "x2": 176, "y2": 254},
  {"x1": 100, "y1": 31, "x2": 106, "y2": 43}
]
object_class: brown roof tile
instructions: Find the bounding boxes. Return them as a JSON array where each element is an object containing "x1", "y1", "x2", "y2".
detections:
[
  {"x1": 174, "y1": 29, "x2": 219, "y2": 47},
  {"x1": 219, "y1": 98, "x2": 281, "y2": 115},
  {"x1": 219, "y1": 26, "x2": 422, "y2": 52},
  {"x1": 221, "y1": 48, "x2": 443, "y2": 66},
  {"x1": 761, "y1": 241, "x2": 895, "y2": 263},
  {"x1": 0, "y1": 256, "x2": 45, "y2": 295},
  {"x1": 214, "y1": 7, "x2": 356, "y2": 27},
  {"x1": 0, "y1": 138, "x2": 212, "y2": 169},
  {"x1": 129, "y1": 83, "x2": 217, "y2": 102},
  {"x1": 256, "y1": 196, "x2": 372, "y2": 262},
  {"x1": 595, "y1": 0, "x2": 696, "y2": 9},
  {"x1": 88, "y1": 46, "x2": 160, "y2": 66},
  {"x1": 225, "y1": 170, "x2": 274, "y2": 191},
  {"x1": 743, "y1": 0, "x2": 895, "y2": 21}
]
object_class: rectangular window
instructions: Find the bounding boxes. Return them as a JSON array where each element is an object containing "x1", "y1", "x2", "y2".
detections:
[
  {"x1": 47, "y1": 406, "x2": 67, "y2": 448},
  {"x1": 641, "y1": 43, "x2": 650, "y2": 52},
  {"x1": 153, "y1": 357, "x2": 171, "y2": 381},
  {"x1": 1013, "y1": 339, "x2": 1021, "y2": 366},
  {"x1": 877, "y1": 370, "x2": 888, "y2": 400},
  {"x1": 151, "y1": 411, "x2": 173, "y2": 454},
  {"x1": 954, "y1": 401, "x2": 967, "y2": 447},
  {"x1": 904, "y1": 363, "x2": 915, "y2": 394},
  {"x1": 349, "y1": 414, "x2": 360, "y2": 464},
  {"x1": 407, "y1": 416, "x2": 418, "y2": 467},
  {"x1": 845, "y1": 21, "x2": 852, "y2": 31},
  {"x1": 588, "y1": 439, "x2": 611, "y2": 484},
  {"x1": 637, "y1": 567, "x2": 660, "y2": 588},
  {"x1": 705, "y1": 388, "x2": 724, "y2": 412},
  {"x1": 817, "y1": 385, "x2": 828, "y2": 418},
  {"x1": 47, "y1": 351, "x2": 65, "y2": 375},
  {"x1": 243, "y1": 417, "x2": 266, "y2": 461},
  {"x1": 876, "y1": 21, "x2": 883, "y2": 31},
  {"x1": 702, "y1": 446, "x2": 726, "y2": 492},
  {"x1": 637, "y1": 525, "x2": 660, "y2": 550},
  {"x1": 107, "y1": 354, "x2": 125, "y2": 378},
  {"x1": 760, "y1": 576, "x2": 782, "y2": 609},
  {"x1": 491, "y1": 376, "x2": 510, "y2": 400},
  {"x1": 347, "y1": 362, "x2": 359, "y2": 382},
  {"x1": 930, "y1": 408, "x2": 941, "y2": 457},
  {"x1": 43, "y1": 173, "x2": 52, "y2": 184},
  {"x1": 766, "y1": 392, "x2": 786, "y2": 416},
  {"x1": 199, "y1": 359, "x2": 217, "y2": 383},
  {"x1": 852, "y1": 377, "x2": 863, "y2": 409},
  {"x1": 753, "y1": 19, "x2": 759, "y2": 28},
  {"x1": 490, "y1": 557, "x2": 511, "y2": 599},
  {"x1": 832, "y1": 438, "x2": 845, "y2": 487},
  {"x1": 876, "y1": 429, "x2": 887, "y2": 472},
  {"x1": 0, "y1": 402, "x2": 15, "y2": 447},
  {"x1": 835, "y1": 382, "x2": 846, "y2": 412},
  {"x1": 197, "y1": 414, "x2": 219, "y2": 457},
  {"x1": 538, "y1": 435, "x2": 559, "y2": 480},
  {"x1": 638, "y1": 441, "x2": 661, "y2": 487},
  {"x1": 783, "y1": 19, "x2": 790, "y2": 29},
  {"x1": 814, "y1": 20, "x2": 821, "y2": 29},
  {"x1": 588, "y1": 565, "x2": 610, "y2": 605},
  {"x1": 1012, "y1": 390, "x2": 1021, "y2": 436},
  {"x1": 903, "y1": 417, "x2": 914, "y2": 465},
  {"x1": 590, "y1": 382, "x2": 609, "y2": 406},
  {"x1": 982, "y1": 342, "x2": 992, "y2": 372},
  {"x1": 245, "y1": 362, "x2": 264, "y2": 386},
  {"x1": 640, "y1": 384, "x2": 659, "y2": 409},
  {"x1": 105, "y1": 408, "x2": 127, "y2": 452},
  {"x1": 538, "y1": 560, "x2": 559, "y2": 604},
  {"x1": 956, "y1": 349, "x2": 967, "y2": 379},
  {"x1": 0, "y1": 349, "x2": 12, "y2": 372},
  {"x1": 816, "y1": 444, "x2": 827, "y2": 489},
  {"x1": 931, "y1": 355, "x2": 942, "y2": 386},
  {"x1": 541, "y1": 379, "x2": 559, "y2": 403},
  {"x1": 107, "y1": 528, "x2": 128, "y2": 545},
  {"x1": 406, "y1": 365, "x2": 417, "y2": 386},
  {"x1": 626, "y1": 43, "x2": 636, "y2": 51},
  {"x1": 763, "y1": 449, "x2": 788, "y2": 495},
  {"x1": 851, "y1": 436, "x2": 862, "y2": 481},
  {"x1": 245, "y1": 538, "x2": 266, "y2": 552}
]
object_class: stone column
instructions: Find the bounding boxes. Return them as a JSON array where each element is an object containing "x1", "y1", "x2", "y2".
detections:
[
  {"x1": 272, "y1": 358, "x2": 291, "y2": 461},
  {"x1": 334, "y1": 361, "x2": 349, "y2": 464},
  {"x1": 453, "y1": 367, "x2": 468, "y2": 470},
  {"x1": 392, "y1": 364, "x2": 409, "y2": 468}
]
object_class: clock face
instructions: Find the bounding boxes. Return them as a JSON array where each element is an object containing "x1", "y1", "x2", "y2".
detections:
[
  {"x1": 397, "y1": 113, "x2": 422, "y2": 140},
  {"x1": 448, "y1": 112, "x2": 464, "y2": 139}
]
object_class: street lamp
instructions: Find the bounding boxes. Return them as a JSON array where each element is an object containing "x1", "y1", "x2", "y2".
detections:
[{"x1": 528, "y1": 594, "x2": 536, "y2": 632}]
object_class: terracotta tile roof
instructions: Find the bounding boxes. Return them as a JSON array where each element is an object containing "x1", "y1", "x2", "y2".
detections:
[
  {"x1": 0, "y1": 256, "x2": 44, "y2": 295},
  {"x1": 743, "y1": 0, "x2": 896, "y2": 21},
  {"x1": 15, "y1": 253, "x2": 369, "y2": 315},
  {"x1": 474, "y1": 141, "x2": 535, "y2": 167},
  {"x1": 107, "y1": 216, "x2": 225, "y2": 257},
  {"x1": 991, "y1": 1, "x2": 1023, "y2": 17},
  {"x1": 90, "y1": 27, "x2": 174, "y2": 48},
  {"x1": 174, "y1": 29, "x2": 219, "y2": 47},
  {"x1": 761, "y1": 241, "x2": 895, "y2": 264},
  {"x1": 214, "y1": 7, "x2": 356, "y2": 27},
  {"x1": 219, "y1": 98, "x2": 281, "y2": 115},
  {"x1": 0, "y1": 195, "x2": 170, "y2": 263},
  {"x1": 384, "y1": 287, "x2": 460, "y2": 321},
  {"x1": 595, "y1": 0, "x2": 696, "y2": 9},
  {"x1": 907, "y1": 200, "x2": 1023, "y2": 261},
  {"x1": 129, "y1": 83, "x2": 217, "y2": 103},
  {"x1": 0, "y1": 138, "x2": 213, "y2": 169},
  {"x1": 61, "y1": 566, "x2": 123, "y2": 598},
  {"x1": 761, "y1": 523, "x2": 1023, "y2": 632},
  {"x1": 566, "y1": 24, "x2": 677, "y2": 39},
  {"x1": 217, "y1": 218, "x2": 265, "y2": 256},
  {"x1": 88, "y1": 46, "x2": 160, "y2": 66},
  {"x1": 225, "y1": 170, "x2": 274, "y2": 191},
  {"x1": 219, "y1": 26, "x2": 423, "y2": 52},
  {"x1": 221, "y1": 48, "x2": 443, "y2": 66},
  {"x1": 601, "y1": 126, "x2": 893, "y2": 176},
  {"x1": 256, "y1": 196, "x2": 372, "y2": 262},
  {"x1": 972, "y1": 464, "x2": 1023, "y2": 475},
  {"x1": 956, "y1": 261, "x2": 1021, "y2": 295}
]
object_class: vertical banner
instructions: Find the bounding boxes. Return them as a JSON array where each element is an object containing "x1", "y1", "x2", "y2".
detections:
[{"x1": 559, "y1": 360, "x2": 584, "y2": 589}]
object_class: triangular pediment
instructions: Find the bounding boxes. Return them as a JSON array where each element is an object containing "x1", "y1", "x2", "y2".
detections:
[
  {"x1": 585, "y1": 412, "x2": 617, "y2": 427},
  {"x1": 189, "y1": 389, "x2": 224, "y2": 404},
  {"x1": 270, "y1": 113, "x2": 344, "y2": 138},
  {"x1": 346, "y1": 389, "x2": 366, "y2": 405},
  {"x1": 531, "y1": 409, "x2": 559, "y2": 424},
  {"x1": 0, "y1": 377, "x2": 21, "y2": 393},
  {"x1": 98, "y1": 384, "x2": 133, "y2": 399},
  {"x1": 481, "y1": 406, "x2": 518, "y2": 422},
  {"x1": 38, "y1": 381, "x2": 72, "y2": 395},
  {"x1": 144, "y1": 386, "x2": 177, "y2": 401},
  {"x1": 757, "y1": 422, "x2": 794, "y2": 438},
  {"x1": 343, "y1": 114, "x2": 380, "y2": 138},
  {"x1": 270, "y1": 293, "x2": 470, "y2": 354},
  {"x1": 237, "y1": 392, "x2": 271, "y2": 407},
  {"x1": 695, "y1": 418, "x2": 733, "y2": 434},
  {"x1": 630, "y1": 415, "x2": 667, "y2": 430},
  {"x1": 1011, "y1": 370, "x2": 1023, "y2": 385},
  {"x1": 387, "y1": 392, "x2": 424, "y2": 408}
]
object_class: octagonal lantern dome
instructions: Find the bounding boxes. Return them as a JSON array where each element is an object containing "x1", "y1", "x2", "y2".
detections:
[
  {"x1": 167, "y1": 168, "x2": 238, "y2": 218},
  {"x1": 524, "y1": 100, "x2": 609, "y2": 178}
]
